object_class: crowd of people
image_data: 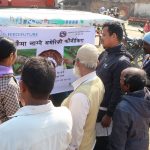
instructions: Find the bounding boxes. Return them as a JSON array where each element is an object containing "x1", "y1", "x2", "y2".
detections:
[
  {"x1": 0, "y1": 22, "x2": 150, "y2": 150},
  {"x1": 99, "y1": 6, "x2": 120, "y2": 18}
]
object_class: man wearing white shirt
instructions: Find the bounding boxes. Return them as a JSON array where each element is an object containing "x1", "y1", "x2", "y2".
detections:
[
  {"x1": 62, "y1": 43, "x2": 105, "y2": 150},
  {"x1": 0, "y1": 57, "x2": 72, "y2": 150}
]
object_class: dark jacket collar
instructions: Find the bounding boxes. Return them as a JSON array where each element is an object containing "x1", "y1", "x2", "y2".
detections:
[
  {"x1": 105, "y1": 44, "x2": 122, "y2": 54},
  {"x1": 127, "y1": 89, "x2": 145, "y2": 98},
  {"x1": 123, "y1": 88, "x2": 150, "y2": 118},
  {"x1": 105, "y1": 44, "x2": 133, "y2": 60}
]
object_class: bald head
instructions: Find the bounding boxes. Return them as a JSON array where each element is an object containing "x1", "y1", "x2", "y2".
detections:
[
  {"x1": 122, "y1": 67, "x2": 146, "y2": 78},
  {"x1": 121, "y1": 67, "x2": 147, "y2": 92}
]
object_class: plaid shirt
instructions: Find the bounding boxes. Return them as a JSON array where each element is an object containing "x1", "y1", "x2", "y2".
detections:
[{"x1": 0, "y1": 74, "x2": 20, "y2": 123}]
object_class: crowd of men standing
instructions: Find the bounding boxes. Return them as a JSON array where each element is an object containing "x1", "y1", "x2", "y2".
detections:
[{"x1": 0, "y1": 22, "x2": 150, "y2": 150}]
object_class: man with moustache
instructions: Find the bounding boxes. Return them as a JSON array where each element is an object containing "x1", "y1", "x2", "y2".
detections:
[
  {"x1": 95, "y1": 22, "x2": 132, "y2": 149},
  {"x1": 62, "y1": 43, "x2": 105, "y2": 150}
]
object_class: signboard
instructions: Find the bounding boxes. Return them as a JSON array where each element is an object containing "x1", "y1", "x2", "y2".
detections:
[{"x1": 0, "y1": 26, "x2": 95, "y2": 94}]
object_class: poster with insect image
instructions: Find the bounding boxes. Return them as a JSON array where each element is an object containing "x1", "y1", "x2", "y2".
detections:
[{"x1": 0, "y1": 26, "x2": 95, "y2": 94}]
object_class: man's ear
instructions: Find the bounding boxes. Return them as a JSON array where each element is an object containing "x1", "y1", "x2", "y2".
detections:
[
  {"x1": 19, "y1": 80, "x2": 27, "y2": 106},
  {"x1": 75, "y1": 60, "x2": 80, "y2": 67},
  {"x1": 126, "y1": 83, "x2": 130, "y2": 92},
  {"x1": 122, "y1": 78, "x2": 130, "y2": 92},
  {"x1": 112, "y1": 33, "x2": 117, "y2": 39},
  {"x1": 19, "y1": 80, "x2": 26, "y2": 93},
  {"x1": 9, "y1": 52, "x2": 14, "y2": 61}
]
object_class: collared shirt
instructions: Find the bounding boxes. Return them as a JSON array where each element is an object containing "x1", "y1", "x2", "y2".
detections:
[
  {"x1": 0, "y1": 66, "x2": 13, "y2": 76},
  {"x1": 0, "y1": 102, "x2": 72, "y2": 150},
  {"x1": 0, "y1": 68, "x2": 20, "y2": 123},
  {"x1": 68, "y1": 71, "x2": 97, "y2": 150}
]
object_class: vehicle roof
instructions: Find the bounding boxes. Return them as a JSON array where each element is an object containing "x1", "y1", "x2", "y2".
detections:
[{"x1": 0, "y1": 8, "x2": 124, "y2": 27}]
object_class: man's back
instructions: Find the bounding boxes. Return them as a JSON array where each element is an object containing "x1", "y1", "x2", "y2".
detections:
[
  {"x1": 0, "y1": 75, "x2": 20, "y2": 123},
  {"x1": 0, "y1": 102, "x2": 72, "y2": 150},
  {"x1": 109, "y1": 89, "x2": 150, "y2": 150}
]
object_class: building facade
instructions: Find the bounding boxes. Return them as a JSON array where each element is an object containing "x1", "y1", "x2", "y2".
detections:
[{"x1": 63, "y1": 0, "x2": 150, "y2": 19}]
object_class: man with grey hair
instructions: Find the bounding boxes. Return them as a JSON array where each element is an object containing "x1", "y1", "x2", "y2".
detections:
[
  {"x1": 109, "y1": 67, "x2": 150, "y2": 150},
  {"x1": 62, "y1": 43, "x2": 105, "y2": 150}
]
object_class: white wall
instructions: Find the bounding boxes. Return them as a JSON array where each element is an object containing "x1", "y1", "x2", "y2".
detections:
[{"x1": 134, "y1": 3, "x2": 150, "y2": 17}]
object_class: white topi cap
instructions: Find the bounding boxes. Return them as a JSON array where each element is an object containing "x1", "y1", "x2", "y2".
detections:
[{"x1": 76, "y1": 43, "x2": 99, "y2": 69}]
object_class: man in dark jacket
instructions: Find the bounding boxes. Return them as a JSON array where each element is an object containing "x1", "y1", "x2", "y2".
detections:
[
  {"x1": 143, "y1": 32, "x2": 150, "y2": 89},
  {"x1": 95, "y1": 22, "x2": 132, "y2": 150},
  {"x1": 109, "y1": 67, "x2": 150, "y2": 150}
]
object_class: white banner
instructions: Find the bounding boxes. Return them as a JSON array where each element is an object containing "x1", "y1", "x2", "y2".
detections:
[
  {"x1": 0, "y1": 26, "x2": 95, "y2": 94},
  {"x1": 0, "y1": 9, "x2": 124, "y2": 27}
]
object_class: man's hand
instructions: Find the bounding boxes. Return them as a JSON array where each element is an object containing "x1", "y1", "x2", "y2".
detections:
[
  {"x1": 101, "y1": 114, "x2": 112, "y2": 127},
  {"x1": 63, "y1": 58, "x2": 73, "y2": 65}
]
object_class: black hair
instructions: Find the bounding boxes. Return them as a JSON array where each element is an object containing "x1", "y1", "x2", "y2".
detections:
[
  {"x1": 21, "y1": 57, "x2": 56, "y2": 100},
  {"x1": 124, "y1": 73, "x2": 146, "y2": 92},
  {"x1": 102, "y1": 22, "x2": 123, "y2": 42},
  {"x1": 0, "y1": 37, "x2": 16, "y2": 61}
]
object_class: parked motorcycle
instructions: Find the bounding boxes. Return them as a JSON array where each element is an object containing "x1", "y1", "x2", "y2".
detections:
[{"x1": 122, "y1": 24, "x2": 144, "y2": 67}]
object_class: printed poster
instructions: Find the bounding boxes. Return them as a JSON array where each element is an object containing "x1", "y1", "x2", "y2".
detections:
[{"x1": 0, "y1": 26, "x2": 95, "y2": 94}]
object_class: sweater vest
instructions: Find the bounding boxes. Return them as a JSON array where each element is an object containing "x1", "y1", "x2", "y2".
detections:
[{"x1": 62, "y1": 76, "x2": 105, "y2": 150}]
